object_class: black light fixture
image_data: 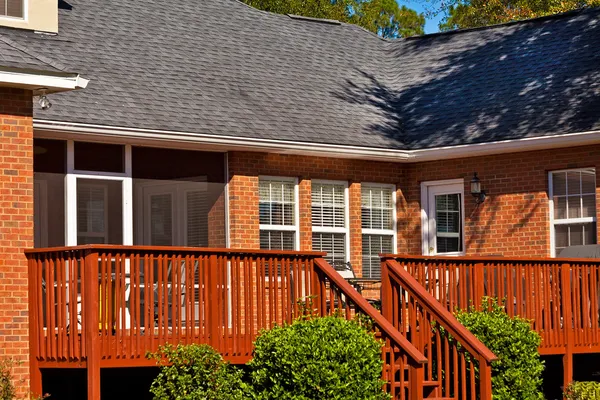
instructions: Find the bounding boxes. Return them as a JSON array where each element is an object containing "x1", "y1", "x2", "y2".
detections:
[{"x1": 470, "y1": 172, "x2": 486, "y2": 204}]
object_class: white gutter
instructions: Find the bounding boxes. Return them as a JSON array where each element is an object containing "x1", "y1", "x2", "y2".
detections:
[
  {"x1": 33, "y1": 119, "x2": 600, "y2": 163},
  {"x1": 0, "y1": 69, "x2": 89, "y2": 94},
  {"x1": 33, "y1": 120, "x2": 413, "y2": 162}
]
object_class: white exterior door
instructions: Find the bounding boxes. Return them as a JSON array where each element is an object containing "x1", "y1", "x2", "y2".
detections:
[{"x1": 421, "y1": 180, "x2": 465, "y2": 256}]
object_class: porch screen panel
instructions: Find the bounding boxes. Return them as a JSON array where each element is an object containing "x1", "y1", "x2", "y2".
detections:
[
  {"x1": 149, "y1": 193, "x2": 173, "y2": 246},
  {"x1": 186, "y1": 190, "x2": 208, "y2": 247},
  {"x1": 551, "y1": 168, "x2": 597, "y2": 256},
  {"x1": 76, "y1": 179, "x2": 123, "y2": 245}
]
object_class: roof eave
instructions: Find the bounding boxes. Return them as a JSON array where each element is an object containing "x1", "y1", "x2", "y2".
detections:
[{"x1": 0, "y1": 67, "x2": 89, "y2": 94}]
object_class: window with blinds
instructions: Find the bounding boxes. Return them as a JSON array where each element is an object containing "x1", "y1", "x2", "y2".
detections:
[
  {"x1": 435, "y1": 193, "x2": 462, "y2": 253},
  {"x1": 0, "y1": 0, "x2": 23, "y2": 18},
  {"x1": 312, "y1": 181, "x2": 348, "y2": 264},
  {"x1": 550, "y1": 169, "x2": 597, "y2": 256},
  {"x1": 259, "y1": 178, "x2": 298, "y2": 251},
  {"x1": 361, "y1": 185, "x2": 395, "y2": 279}
]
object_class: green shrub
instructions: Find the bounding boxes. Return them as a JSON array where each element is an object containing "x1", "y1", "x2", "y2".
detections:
[
  {"x1": 565, "y1": 382, "x2": 600, "y2": 399},
  {"x1": 147, "y1": 344, "x2": 247, "y2": 400},
  {"x1": 0, "y1": 359, "x2": 16, "y2": 400},
  {"x1": 248, "y1": 316, "x2": 390, "y2": 400},
  {"x1": 455, "y1": 299, "x2": 545, "y2": 400}
]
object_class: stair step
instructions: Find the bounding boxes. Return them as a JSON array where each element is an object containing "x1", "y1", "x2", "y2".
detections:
[{"x1": 392, "y1": 380, "x2": 441, "y2": 388}]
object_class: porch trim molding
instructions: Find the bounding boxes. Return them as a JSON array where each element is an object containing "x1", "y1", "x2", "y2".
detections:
[
  {"x1": 0, "y1": 68, "x2": 89, "y2": 94},
  {"x1": 34, "y1": 119, "x2": 600, "y2": 163}
]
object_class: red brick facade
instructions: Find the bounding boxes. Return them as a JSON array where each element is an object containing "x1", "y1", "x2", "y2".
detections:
[
  {"x1": 228, "y1": 145, "x2": 600, "y2": 273},
  {"x1": 0, "y1": 88, "x2": 33, "y2": 393}
]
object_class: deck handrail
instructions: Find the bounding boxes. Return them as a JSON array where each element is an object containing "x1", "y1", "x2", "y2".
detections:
[
  {"x1": 382, "y1": 253, "x2": 600, "y2": 264},
  {"x1": 384, "y1": 258, "x2": 497, "y2": 363},
  {"x1": 25, "y1": 245, "x2": 326, "y2": 258},
  {"x1": 313, "y1": 258, "x2": 427, "y2": 364}
]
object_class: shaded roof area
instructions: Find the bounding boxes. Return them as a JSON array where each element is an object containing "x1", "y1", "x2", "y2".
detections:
[{"x1": 1, "y1": 0, "x2": 599, "y2": 150}]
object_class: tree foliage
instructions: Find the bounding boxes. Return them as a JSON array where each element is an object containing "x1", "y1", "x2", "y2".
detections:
[
  {"x1": 439, "y1": 0, "x2": 600, "y2": 31},
  {"x1": 564, "y1": 381, "x2": 600, "y2": 399},
  {"x1": 241, "y1": 0, "x2": 425, "y2": 38}
]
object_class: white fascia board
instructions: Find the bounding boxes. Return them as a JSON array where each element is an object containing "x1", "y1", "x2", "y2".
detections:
[
  {"x1": 410, "y1": 130, "x2": 600, "y2": 162},
  {"x1": 33, "y1": 120, "x2": 413, "y2": 162},
  {"x1": 0, "y1": 69, "x2": 89, "y2": 93},
  {"x1": 33, "y1": 119, "x2": 600, "y2": 163}
]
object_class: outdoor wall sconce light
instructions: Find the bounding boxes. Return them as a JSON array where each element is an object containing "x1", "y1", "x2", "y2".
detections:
[
  {"x1": 470, "y1": 172, "x2": 486, "y2": 204},
  {"x1": 37, "y1": 88, "x2": 52, "y2": 111}
]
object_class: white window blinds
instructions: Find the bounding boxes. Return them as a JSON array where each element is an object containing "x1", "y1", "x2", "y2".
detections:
[
  {"x1": 550, "y1": 169, "x2": 597, "y2": 256},
  {"x1": 259, "y1": 178, "x2": 298, "y2": 251},
  {"x1": 361, "y1": 185, "x2": 395, "y2": 279},
  {"x1": 312, "y1": 182, "x2": 346, "y2": 228},
  {"x1": 312, "y1": 181, "x2": 348, "y2": 265}
]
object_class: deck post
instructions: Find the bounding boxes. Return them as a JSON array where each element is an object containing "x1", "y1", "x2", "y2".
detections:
[
  {"x1": 474, "y1": 263, "x2": 485, "y2": 309},
  {"x1": 561, "y1": 263, "x2": 574, "y2": 392},
  {"x1": 207, "y1": 254, "x2": 219, "y2": 350},
  {"x1": 479, "y1": 355, "x2": 492, "y2": 400},
  {"x1": 85, "y1": 251, "x2": 101, "y2": 400},
  {"x1": 380, "y1": 258, "x2": 392, "y2": 322},
  {"x1": 408, "y1": 360, "x2": 424, "y2": 399},
  {"x1": 28, "y1": 256, "x2": 43, "y2": 396}
]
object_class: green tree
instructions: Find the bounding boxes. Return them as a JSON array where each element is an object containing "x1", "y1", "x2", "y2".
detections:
[
  {"x1": 438, "y1": 0, "x2": 600, "y2": 31},
  {"x1": 242, "y1": 0, "x2": 425, "y2": 38}
]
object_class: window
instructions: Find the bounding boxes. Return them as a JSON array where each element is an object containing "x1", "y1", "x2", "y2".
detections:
[
  {"x1": 0, "y1": 0, "x2": 23, "y2": 18},
  {"x1": 550, "y1": 168, "x2": 597, "y2": 256},
  {"x1": 361, "y1": 184, "x2": 396, "y2": 279},
  {"x1": 421, "y1": 180, "x2": 465, "y2": 255},
  {"x1": 259, "y1": 178, "x2": 298, "y2": 251},
  {"x1": 77, "y1": 183, "x2": 108, "y2": 244},
  {"x1": 312, "y1": 181, "x2": 349, "y2": 265}
]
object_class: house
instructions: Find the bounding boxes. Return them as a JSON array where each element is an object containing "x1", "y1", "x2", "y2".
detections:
[{"x1": 0, "y1": 0, "x2": 600, "y2": 398}]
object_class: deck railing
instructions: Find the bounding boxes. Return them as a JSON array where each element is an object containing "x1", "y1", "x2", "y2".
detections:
[
  {"x1": 381, "y1": 259, "x2": 496, "y2": 400},
  {"x1": 385, "y1": 254, "x2": 600, "y2": 389},
  {"x1": 26, "y1": 246, "x2": 431, "y2": 400}
]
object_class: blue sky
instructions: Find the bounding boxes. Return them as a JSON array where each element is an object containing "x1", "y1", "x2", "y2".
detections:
[{"x1": 398, "y1": 0, "x2": 443, "y2": 33}]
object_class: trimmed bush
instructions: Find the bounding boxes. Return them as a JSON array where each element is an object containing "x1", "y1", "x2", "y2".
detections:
[
  {"x1": 565, "y1": 382, "x2": 600, "y2": 399},
  {"x1": 147, "y1": 344, "x2": 247, "y2": 400},
  {"x1": 248, "y1": 316, "x2": 390, "y2": 400},
  {"x1": 455, "y1": 300, "x2": 545, "y2": 400}
]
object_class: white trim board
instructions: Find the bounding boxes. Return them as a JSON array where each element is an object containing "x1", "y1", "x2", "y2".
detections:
[
  {"x1": 34, "y1": 120, "x2": 600, "y2": 163},
  {"x1": 0, "y1": 69, "x2": 88, "y2": 94}
]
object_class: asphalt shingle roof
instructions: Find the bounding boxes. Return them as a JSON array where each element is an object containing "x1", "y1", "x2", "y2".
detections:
[
  {"x1": 1, "y1": 0, "x2": 599, "y2": 150},
  {"x1": 0, "y1": 35, "x2": 63, "y2": 73}
]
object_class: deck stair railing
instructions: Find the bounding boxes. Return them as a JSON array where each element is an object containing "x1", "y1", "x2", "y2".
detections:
[
  {"x1": 381, "y1": 257, "x2": 496, "y2": 400},
  {"x1": 387, "y1": 254, "x2": 600, "y2": 392}
]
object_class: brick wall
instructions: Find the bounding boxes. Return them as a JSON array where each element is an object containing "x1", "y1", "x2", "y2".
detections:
[
  {"x1": 228, "y1": 145, "x2": 600, "y2": 268},
  {"x1": 0, "y1": 88, "x2": 33, "y2": 393},
  {"x1": 227, "y1": 152, "x2": 404, "y2": 275},
  {"x1": 404, "y1": 144, "x2": 600, "y2": 257}
]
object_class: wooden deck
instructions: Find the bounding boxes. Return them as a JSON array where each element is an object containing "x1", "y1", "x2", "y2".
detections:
[
  {"x1": 384, "y1": 254, "x2": 600, "y2": 390},
  {"x1": 33, "y1": 247, "x2": 575, "y2": 399}
]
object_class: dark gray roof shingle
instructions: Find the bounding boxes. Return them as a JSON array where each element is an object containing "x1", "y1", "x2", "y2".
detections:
[
  {"x1": 0, "y1": 35, "x2": 63, "y2": 72},
  {"x1": 1, "y1": 0, "x2": 599, "y2": 150}
]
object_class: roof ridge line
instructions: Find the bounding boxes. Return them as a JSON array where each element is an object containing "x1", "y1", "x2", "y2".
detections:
[
  {"x1": 0, "y1": 34, "x2": 68, "y2": 72},
  {"x1": 406, "y1": 6, "x2": 597, "y2": 40}
]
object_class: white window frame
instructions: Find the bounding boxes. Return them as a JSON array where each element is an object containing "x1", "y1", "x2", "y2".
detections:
[
  {"x1": 311, "y1": 179, "x2": 350, "y2": 262},
  {"x1": 421, "y1": 179, "x2": 465, "y2": 256},
  {"x1": 361, "y1": 183, "x2": 397, "y2": 278},
  {"x1": 258, "y1": 176, "x2": 300, "y2": 251},
  {"x1": 548, "y1": 168, "x2": 597, "y2": 257},
  {"x1": 0, "y1": 0, "x2": 26, "y2": 21},
  {"x1": 65, "y1": 140, "x2": 133, "y2": 246}
]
